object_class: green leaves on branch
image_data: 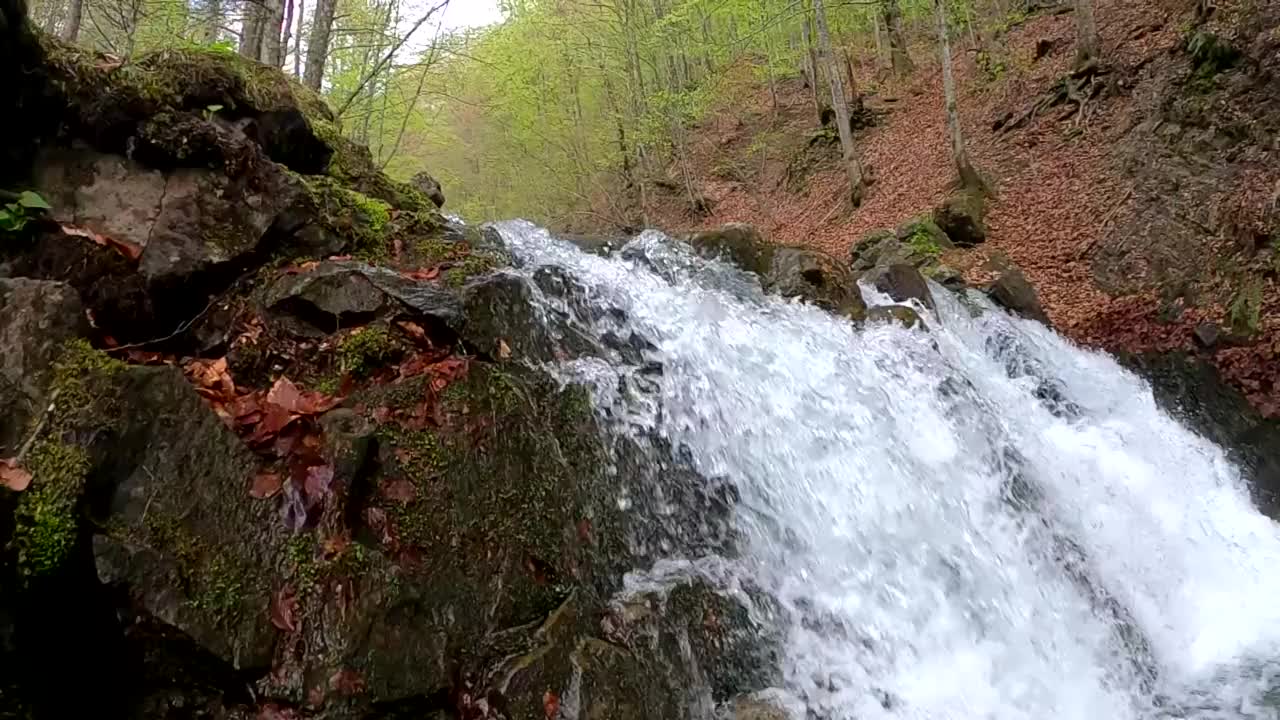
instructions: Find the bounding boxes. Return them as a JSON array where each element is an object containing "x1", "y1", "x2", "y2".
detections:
[{"x1": 0, "y1": 191, "x2": 52, "y2": 234}]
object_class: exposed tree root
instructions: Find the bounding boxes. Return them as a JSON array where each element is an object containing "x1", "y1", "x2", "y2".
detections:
[{"x1": 994, "y1": 62, "x2": 1109, "y2": 133}]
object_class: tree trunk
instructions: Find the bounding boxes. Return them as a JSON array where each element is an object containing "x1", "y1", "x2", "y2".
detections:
[
  {"x1": 934, "y1": 0, "x2": 983, "y2": 190},
  {"x1": 279, "y1": 0, "x2": 293, "y2": 68},
  {"x1": 61, "y1": 0, "x2": 82, "y2": 41},
  {"x1": 872, "y1": 12, "x2": 889, "y2": 71},
  {"x1": 262, "y1": 0, "x2": 285, "y2": 65},
  {"x1": 1073, "y1": 0, "x2": 1101, "y2": 68},
  {"x1": 801, "y1": 4, "x2": 823, "y2": 124},
  {"x1": 202, "y1": 0, "x2": 223, "y2": 42},
  {"x1": 882, "y1": 0, "x2": 914, "y2": 77},
  {"x1": 239, "y1": 0, "x2": 265, "y2": 60},
  {"x1": 303, "y1": 0, "x2": 335, "y2": 89},
  {"x1": 813, "y1": 0, "x2": 866, "y2": 207},
  {"x1": 292, "y1": 0, "x2": 303, "y2": 76}
]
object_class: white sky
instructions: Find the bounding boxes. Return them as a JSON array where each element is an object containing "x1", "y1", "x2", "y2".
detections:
[{"x1": 438, "y1": 0, "x2": 504, "y2": 31}]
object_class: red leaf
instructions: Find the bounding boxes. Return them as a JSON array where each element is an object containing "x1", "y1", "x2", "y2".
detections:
[
  {"x1": 396, "y1": 320, "x2": 428, "y2": 342},
  {"x1": 267, "y1": 377, "x2": 305, "y2": 412},
  {"x1": 60, "y1": 222, "x2": 142, "y2": 261},
  {"x1": 543, "y1": 690, "x2": 560, "y2": 720},
  {"x1": 329, "y1": 668, "x2": 366, "y2": 696},
  {"x1": 185, "y1": 357, "x2": 236, "y2": 399},
  {"x1": 381, "y1": 478, "x2": 416, "y2": 504},
  {"x1": 250, "y1": 471, "x2": 283, "y2": 499},
  {"x1": 270, "y1": 585, "x2": 298, "y2": 632},
  {"x1": 1, "y1": 458, "x2": 32, "y2": 492},
  {"x1": 304, "y1": 464, "x2": 335, "y2": 500},
  {"x1": 403, "y1": 266, "x2": 441, "y2": 281}
]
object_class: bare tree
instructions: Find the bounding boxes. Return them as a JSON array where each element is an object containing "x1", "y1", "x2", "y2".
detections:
[
  {"x1": 881, "y1": 0, "x2": 913, "y2": 77},
  {"x1": 813, "y1": 0, "x2": 866, "y2": 207},
  {"x1": 800, "y1": 2, "x2": 823, "y2": 124},
  {"x1": 279, "y1": 0, "x2": 293, "y2": 68},
  {"x1": 934, "y1": 0, "x2": 982, "y2": 190},
  {"x1": 303, "y1": 0, "x2": 335, "y2": 89},
  {"x1": 61, "y1": 0, "x2": 82, "y2": 41},
  {"x1": 261, "y1": 0, "x2": 284, "y2": 65},
  {"x1": 1073, "y1": 0, "x2": 1100, "y2": 68},
  {"x1": 239, "y1": 0, "x2": 265, "y2": 59}
]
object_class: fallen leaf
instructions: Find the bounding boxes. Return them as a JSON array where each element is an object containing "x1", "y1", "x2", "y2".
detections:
[
  {"x1": 498, "y1": 339, "x2": 512, "y2": 359},
  {"x1": 250, "y1": 471, "x2": 283, "y2": 499},
  {"x1": 329, "y1": 669, "x2": 366, "y2": 696},
  {"x1": 396, "y1": 320, "x2": 428, "y2": 341},
  {"x1": 270, "y1": 585, "x2": 298, "y2": 632},
  {"x1": 543, "y1": 690, "x2": 560, "y2": 720},
  {"x1": 1, "y1": 458, "x2": 32, "y2": 492},
  {"x1": 403, "y1": 266, "x2": 441, "y2": 281},
  {"x1": 267, "y1": 377, "x2": 305, "y2": 412},
  {"x1": 60, "y1": 222, "x2": 143, "y2": 261},
  {"x1": 304, "y1": 464, "x2": 335, "y2": 500}
]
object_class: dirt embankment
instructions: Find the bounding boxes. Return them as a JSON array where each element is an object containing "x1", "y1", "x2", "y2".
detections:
[{"x1": 639, "y1": 0, "x2": 1280, "y2": 416}]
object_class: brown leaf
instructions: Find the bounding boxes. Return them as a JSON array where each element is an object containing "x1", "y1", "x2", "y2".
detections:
[
  {"x1": 498, "y1": 339, "x2": 512, "y2": 359},
  {"x1": 1, "y1": 458, "x2": 32, "y2": 492},
  {"x1": 269, "y1": 585, "x2": 298, "y2": 632},
  {"x1": 185, "y1": 357, "x2": 236, "y2": 399},
  {"x1": 543, "y1": 690, "x2": 560, "y2": 720},
  {"x1": 267, "y1": 377, "x2": 305, "y2": 412},
  {"x1": 250, "y1": 471, "x2": 283, "y2": 499},
  {"x1": 381, "y1": 478, "x2": 416, "y2": 504},
  {"x1": 60, "y1": 222, "x2": 142, "y2": 261},
  {"x1": 403, "y1": 266, "x2": 441, "y2": 281},
  {"x1": 396, "y1": 320, "x2": 428, "y2": 342},
  {"x1": 329, "y1": 668, "x2": 366, "y2": 696},
  {"x1": 304, "y1": 464, "x2": 335, "y2": 500}
]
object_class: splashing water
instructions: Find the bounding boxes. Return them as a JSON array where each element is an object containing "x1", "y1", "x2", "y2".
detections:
[{"x1": 492, "y1": 220, "x2": 1280, "y2": 720}]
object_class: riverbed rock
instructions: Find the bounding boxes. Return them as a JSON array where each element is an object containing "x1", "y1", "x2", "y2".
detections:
[
  {"x1": 867, "y1": 263, "x2": 936, "y2": 309},
  {"x1": 689, "y1": 223, "x2": 774, "y2": 275},
  {"x1": 410, "y1": 170, "x2": 446, "y2": 208},
  {"x1": 0, "y1": 278, "x2": 87, "y2": 453},
  {"x1": 866, "y1": 304, "x2": 927, "y2": 329},
  {"x1": 981, "y1": 257, "x2": 1050, "y2": 325},
  {"x1": 765, "y1": 246, "x2": 867, "y2": 319},
  {"x1": 851, "y1": 220, "x2": 954, "y2": 275}
]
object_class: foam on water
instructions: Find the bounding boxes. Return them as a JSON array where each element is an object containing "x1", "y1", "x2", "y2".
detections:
[{"x1": 493, "y1": 220, "x2": 1280, "y2": 720}]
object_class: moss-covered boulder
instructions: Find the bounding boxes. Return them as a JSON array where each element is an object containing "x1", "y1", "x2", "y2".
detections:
[
  {"x1": 866, "y1": 304, "x2": 927, "y2": 329},
  {"x1": 933, "y1": 189, "x2": 987, "y2": 247},
  {"x1": 688, "y1": 223, "x2": 775, "y2": 276},
  {"x1": 852, "y1": 219, "x2": 953, "y2": 275},
  {"x1": 0, "y1": 279, "x2": 87, "y2": 453},
  {"x1": 765, "y1": 246, "x2": 868, "y2": 320}
]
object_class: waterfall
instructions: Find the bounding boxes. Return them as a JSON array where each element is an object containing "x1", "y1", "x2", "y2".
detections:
[{"x1": 493, "y1": 220, "x2": 1280, "y2": 720}]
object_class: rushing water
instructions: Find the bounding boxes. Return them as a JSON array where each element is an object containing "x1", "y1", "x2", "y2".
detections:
[{"x1": 492, "y1": 220, "x2": 1280, "y2": 720}]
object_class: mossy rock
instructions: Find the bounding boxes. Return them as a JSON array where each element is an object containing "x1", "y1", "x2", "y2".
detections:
[
  {"x1": 933, "y1": 189, "x2": 987, "y2": 247},
  {"x1": 765, "y1": 246, "x2": 867, "y2": 319},
  {"x1": 895, "y1": 217, "x2": 955, "y2": 258},
  {"x1": 688, "y1": 223, "x2": 775, "y2": 276},
  {"x1": 865, "y1": 304, "x2": 927, "y2": 329}
]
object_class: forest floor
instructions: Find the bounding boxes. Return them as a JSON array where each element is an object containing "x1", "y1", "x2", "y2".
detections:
[{"x1": 642, "y1": 0, "x2": 1280, "y2": 416}]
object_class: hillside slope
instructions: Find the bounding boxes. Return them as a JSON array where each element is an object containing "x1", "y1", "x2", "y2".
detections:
[{"x1": 642, "y1": 0, "x2": 1280, "y2": 416}]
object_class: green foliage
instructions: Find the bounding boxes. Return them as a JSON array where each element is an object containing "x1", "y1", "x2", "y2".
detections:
[
  {"x1": 905, "y1": 224, "x2": 944, "y2": 260},
  {"x1": 13, "y1": 440, "x2": 90, "y2": 578},
  {"x1": 1187, "y1": 30, "x2": 1240, "y2": 79},
  {"x1": 1229, "y1": 278, "x2": 1263, "y2": 337},
  {"x1": 338, "y1": 326, "x2": 396, "y2": 375},
  {"x1": 976, "y1": 49, "x2": 1007, "y2": 84},
  {"x1": 0, "y1": 191, "x2": 51, "y2": 234}
]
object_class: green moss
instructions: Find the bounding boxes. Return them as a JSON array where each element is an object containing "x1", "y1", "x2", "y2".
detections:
[
  {"x1": 904, "y1": 223, "x2": 944, "y2": 261},
  {"x1": 338, "y1": 326, "x2": 397, "y2": 376},
  {"x1": 12, "y1": 440, "x2": 90, "y2": 578},
  {"x1": 1187, "y1": 30, "x2": 1240, "y2": 80},
  {"x1": 188, "y1": 553, "x2": 248, "y2": 621},
  {"x1": 415, "y1": 236, "x2": 456, "y2": 265},
  {"x1": 382, "y1": 426, "x2": 448, "y2": 484},
  {"x1": 444, "y1": 252, "x2": 501, "y2": 288},
  {"x1": 286, "y1": 533, "x2": 321, "y2": 597},
  {"x1": 1229, "y1": 277, "x2": 1263, "y2": 337}
]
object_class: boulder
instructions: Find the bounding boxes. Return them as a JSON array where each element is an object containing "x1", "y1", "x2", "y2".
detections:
[
  {"x1": 410, "y1": 171, "x2": 446, "y2": 209},
  {"x1": 688, "y1": 223, "x2": 774, "y2": 276},
  {"x1": 933, "y1": 189, "x2": 987, "y2": 247},
  {"x1": 765, "y1": 246, "x2": 867, "y2": 319},
  {"x1": 980, "y1": 256, "x2": 1049, "y2": 325},
  {"x1": 865, "y1": 304, "x2": 926, "y2": 329},
  {"x1": 867, "y1": 263, "x2": 935, "y2": 309},
  {"x1": 851, "y1": 220, "x2": 953, "y2": 275},
  {"x1": 33, "y1": 144, "x2": 300, "y2": 285},
  {"x1": 0, "y1": 279, "x2": 87, "y2": 453}
]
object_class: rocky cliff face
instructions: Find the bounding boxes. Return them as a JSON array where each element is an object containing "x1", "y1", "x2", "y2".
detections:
[{"x1": 0, "y1": 10, "x2": 781, "y2": 720}]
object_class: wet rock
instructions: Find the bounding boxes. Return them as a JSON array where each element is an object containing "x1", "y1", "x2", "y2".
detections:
[
  {"x1": 410, "y1": 170, "x2": 446, "y2": 209},
  {"x1": 867, "y1": 263, "x2": 935, "y2": 309},
  {"x1": 1121, "y1": 352, "x2": 1280, "y2": 519},
  {"x1": 728, "y1": 695, "x2": 791, "y2": 720},
  {"x1": 851, "y1": 221, "x2": 953, "y2": 275},
  {"x1": 765, "y1": 246, "x2": 867, "y2": 318},
  {"x1": 865, "y1": 304, "x2": 926, "y2": 329},
  {"x1": 559, "y1": 232, "x2": 624, "y2": 256},
  {"x1": 461, "y1": 272, "x2": 566, "y2": 362},
  {"x1": 1193, "y1": 321, "x2": 1221, "y2": 350},
  {"x1": 979, "y1": 256, "x2": 1050, "y2": 325},
  {"x1": 0, "y1": 279, "x2": 87, "y2": 453},
  {"x1": 262, "y1": 261, "x2": 466, "y2": 338},
  {"x1": 688, "y1": 223, "x2": 774, "y2": 275},
  {"x1": 933, "y1": 189, "x2": 987, "y2": 247},
  {"x1": 92, "y1": 366, "x2": 287, "y2": 671}
]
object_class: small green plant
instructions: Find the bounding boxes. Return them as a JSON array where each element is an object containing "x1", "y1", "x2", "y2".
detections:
[
  {"x1": 976, "y1": 50, "x2": 1008, "y2": 84},
  {"x1": 1228, "y1": 278, "x2": 1263, "y2": 337},
  {"x1": 0, "y1": 191, "x2": 51, "y2": 233},
  {"x1": 202, "y1": 104, "x2": 224, "y2": 122},
  {"x1": 203, "y1": 39, "x2": 237, "y2": 55},
  {"x1": 1186, "y1": 30, "x2": 1240, "y2": 79},
  {"x1": 338, "y1": 326, "x2": 396, "y2": 376},
  {"x1": 904, "y1": 225, "x2": 944, "y2": 261}
]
